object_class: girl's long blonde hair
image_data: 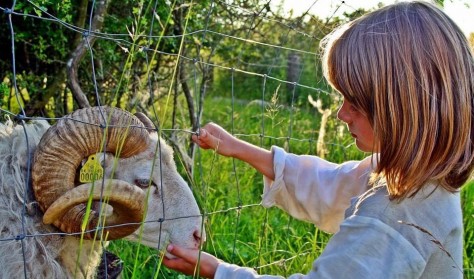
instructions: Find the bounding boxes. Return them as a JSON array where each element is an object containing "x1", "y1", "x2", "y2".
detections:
[{"x1": 322, "y1": 1, "x2": 474, "y2": 199}]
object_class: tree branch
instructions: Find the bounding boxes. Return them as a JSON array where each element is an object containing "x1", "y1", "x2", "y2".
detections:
[{"x1": 66, "y1": 0, "x2": 108, "y2": 108}]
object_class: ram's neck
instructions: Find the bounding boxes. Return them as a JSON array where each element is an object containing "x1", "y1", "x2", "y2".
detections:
[{"x1": 60, "y1": 236, "x2": 106, "y2": 279}]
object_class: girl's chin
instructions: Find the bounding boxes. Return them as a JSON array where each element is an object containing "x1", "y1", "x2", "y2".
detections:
[{"x1": 355, "y1": 141, "x2": 371, "y2": 153}]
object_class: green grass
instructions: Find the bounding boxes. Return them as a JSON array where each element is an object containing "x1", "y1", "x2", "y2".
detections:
[
  {"x1": 463, "y1": 181, "x2": 474, "y2": 277},
  {"x1": 109, "y1": 96, "x2": 474, "y2": 278}
]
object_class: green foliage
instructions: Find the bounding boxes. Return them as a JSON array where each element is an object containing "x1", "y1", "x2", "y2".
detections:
[
  {"x1": 0, "y1": 82, "x2": 9, "y2": 108},
  {"x1": 0, "y1": 0, "x2": 75, "y2": 116},
  {"x1": 0, "y1": 0, "x2": 338, "y2": 116},
  {"x1": 10, "y1": 0, "x2": 73, "y2": 64},
  {"x1": 463, "y1": 181, "x2": 474, "y2": 277},
  {"x1": 207, "y1": 14, "x2": 332, "y2": 106}
]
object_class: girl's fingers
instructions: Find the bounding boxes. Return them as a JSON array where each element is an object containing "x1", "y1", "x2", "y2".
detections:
[
  {"x1": 163, "y1": 244, "x2": 219, "y2": 279},
  {"x1": 192, "y1": 129, "x2": 209, "y2": 148},
  {"x1": 162, "y1": 245, "x2": 199, "y2": 275},
  {"x1": 193, "y1": 128, "x2": 220, "y2": 150},
  {"x1": 167, "y1": 244, "x2": 196, "y2": 262}
]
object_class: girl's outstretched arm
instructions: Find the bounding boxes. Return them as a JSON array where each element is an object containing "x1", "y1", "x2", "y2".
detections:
[{"x1": 192, "y1": 122, "x2": 275, "y2": 180}]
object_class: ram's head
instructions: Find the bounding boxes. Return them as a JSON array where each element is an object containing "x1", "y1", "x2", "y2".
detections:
[{"x1": 32, "y1": 106, "x2": 204, "y2": 250}]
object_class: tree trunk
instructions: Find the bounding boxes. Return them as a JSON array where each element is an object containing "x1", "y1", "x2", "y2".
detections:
[{"x1": 286, "y1": 52, "x2": 301, "y2": 104}]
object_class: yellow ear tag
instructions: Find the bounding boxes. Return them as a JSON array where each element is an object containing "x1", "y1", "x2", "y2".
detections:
[{"x1": 79, "y1": 154, "x2": 104, "y2": 183}]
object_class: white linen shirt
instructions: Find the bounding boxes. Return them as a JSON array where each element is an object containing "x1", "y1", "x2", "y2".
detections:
[{"x1": 215, "y1": 146, "x2": 463, "y2": 279}]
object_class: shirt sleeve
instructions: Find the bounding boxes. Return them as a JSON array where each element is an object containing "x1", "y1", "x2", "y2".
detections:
[
  {"x1": 261, "y1": 146, "x2": 374, "y2": 233},
  {"x1": 215, "y1": 262, "x2": 305, "y2": 279},
  {"x1": 214, "y1": 215, "x2": 426, "y2": 279}
]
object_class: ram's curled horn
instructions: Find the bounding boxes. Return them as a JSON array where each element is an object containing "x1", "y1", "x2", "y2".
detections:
[{"x1": 32, "y1": 106, "x2": 150, "y2": 240}]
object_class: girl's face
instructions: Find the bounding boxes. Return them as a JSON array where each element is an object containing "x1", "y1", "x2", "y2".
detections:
[{"x1": 337, "y1": 98, "x2": 377, "y2": 152}]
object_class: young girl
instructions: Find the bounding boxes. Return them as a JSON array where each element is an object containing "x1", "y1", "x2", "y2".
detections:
[{"x1": 163, "y1": 1, "x2": 474, "y2": 278}]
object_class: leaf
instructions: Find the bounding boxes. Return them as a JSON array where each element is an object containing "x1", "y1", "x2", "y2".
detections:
[
  {"x1": 119, "y1": 45, "x2": 130, "y2": 53},
  {"x1": 33, "y1": 7, "x2": 43, "y2": 17}
]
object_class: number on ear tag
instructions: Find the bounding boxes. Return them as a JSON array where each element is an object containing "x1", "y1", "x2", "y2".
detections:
[{"x1": 79, "y1": 154, "x2": 104, "y2": 183}]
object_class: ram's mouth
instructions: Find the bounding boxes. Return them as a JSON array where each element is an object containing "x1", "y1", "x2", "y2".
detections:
[
  {"x1": 124, "y1": 229, "x2": 171, "y2": 251},
  {"x1": 96, "y1": 250, "x2": 123, "y2": 279}
]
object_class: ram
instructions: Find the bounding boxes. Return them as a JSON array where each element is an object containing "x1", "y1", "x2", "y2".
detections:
[{"x1": 0, "y1": 106, "x2": 204, "y2": 278}]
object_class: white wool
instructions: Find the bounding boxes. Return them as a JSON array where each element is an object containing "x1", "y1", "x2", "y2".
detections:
[{"x1": 0, "y1": 120, "x2": 78, "y2": 278}]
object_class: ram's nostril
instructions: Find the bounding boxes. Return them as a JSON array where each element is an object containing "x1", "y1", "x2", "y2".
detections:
[{"x1": 193, "y1": 229, "x2": 203, "y2": 246}]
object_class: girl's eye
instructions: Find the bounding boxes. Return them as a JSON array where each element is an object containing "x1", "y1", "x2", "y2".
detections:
[
  {"x1": 135, "y1": 178, "x2": 156, "y2": 188},
  {"x1": 349, "y1": 104, "x2": 358, "y2": 112},
  {"x1": 341, "y1": 98, "x2": 359, "y2": 113}
]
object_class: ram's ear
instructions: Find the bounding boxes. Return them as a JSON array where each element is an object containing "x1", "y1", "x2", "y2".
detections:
[
  {"x1": 134, "y1": 112, "x2": 157, "y2": 133},
  {"x1": 17, "y1": 120, "x2": 50, "y2": 170},
  {"x1": 100, "y1": 153, "x2": 118, "y2": 170}
]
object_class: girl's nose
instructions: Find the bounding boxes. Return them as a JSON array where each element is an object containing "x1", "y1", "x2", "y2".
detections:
[{"x1": 337, "y1": 101, "x2": 352, "y2": 124}]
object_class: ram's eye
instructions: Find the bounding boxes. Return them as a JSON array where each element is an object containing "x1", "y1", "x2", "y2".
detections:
[{"x1": 135, "y1": 178, "x2": 156, "y2": 188}]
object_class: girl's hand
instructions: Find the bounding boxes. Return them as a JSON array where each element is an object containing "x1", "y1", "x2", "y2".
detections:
[
  {"x1": 162, "y1": 244, "x2": 220, "y2": 279},
  {"x1": 192, "y1": 122, "x2": 238, "y2": 157}
]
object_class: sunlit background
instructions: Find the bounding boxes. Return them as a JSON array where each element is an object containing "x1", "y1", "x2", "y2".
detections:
[{"x1": 277, "y1": 0, "x2": 474, "y2": 35}]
